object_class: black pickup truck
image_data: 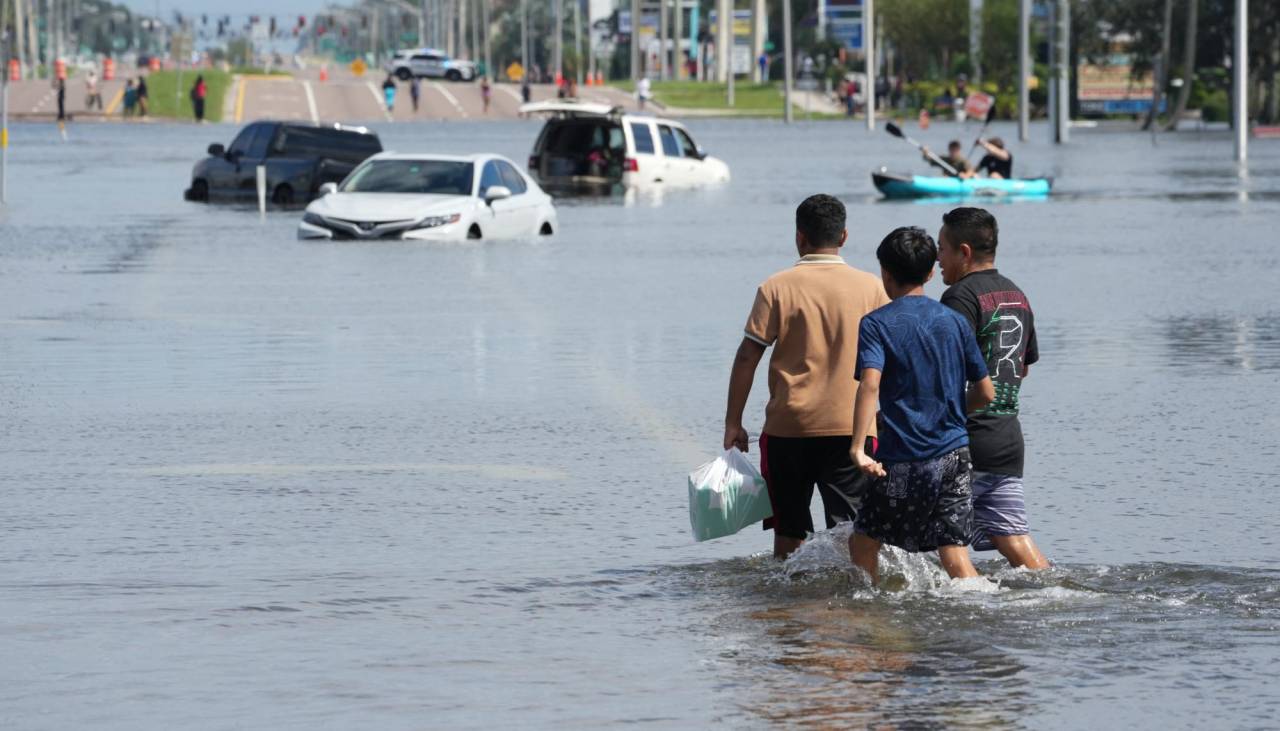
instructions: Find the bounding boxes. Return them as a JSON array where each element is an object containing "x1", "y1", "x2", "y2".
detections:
[{"x1": 185, "y1": 121, "x2": 382, "y2": 205}]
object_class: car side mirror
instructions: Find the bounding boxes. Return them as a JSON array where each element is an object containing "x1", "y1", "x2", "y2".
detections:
[
  {"x1": 695, "y1": 146, "x2": 708, "y2": 160},
  {"x1": 319, "y1": 182, "x2": 338, "y2": 196},
  {"x1": 484, "y1": 185, "x2": 512, "y2": 204},
  {"x1": 207, "y1": 143, "x2": 225, "y2": 157}
]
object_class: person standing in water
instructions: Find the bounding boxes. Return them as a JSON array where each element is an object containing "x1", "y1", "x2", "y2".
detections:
[
  {"x1": 936, "y1": 207, "x2": 1049, "y2": 570},
  {"x1": 382, "y1": 75, "x2": 397, "y2": 113},
  {"x1": 84, "y1": 69, "x2": 103, "y2": 111},
  {"x1": 723, "y1": 195, "x2": 889, "y2": 560},
  {"x1": 849, "y1": 226, "x2": 994, "y2": 586}
]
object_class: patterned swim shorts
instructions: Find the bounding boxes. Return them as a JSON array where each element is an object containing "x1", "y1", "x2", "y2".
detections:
[{"x1": 854, "y1": 447, "x2": 973, "y2": 553}]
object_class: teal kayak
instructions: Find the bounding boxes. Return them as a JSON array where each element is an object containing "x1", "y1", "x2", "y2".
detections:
[{"x1": 873, "y1": 169, "x2": 1052, "y2": 199}]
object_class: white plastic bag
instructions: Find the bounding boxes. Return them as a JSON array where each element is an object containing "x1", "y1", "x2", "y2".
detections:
[{"x1": 687, "y1": 448, "x2": 773, "y2": 542}]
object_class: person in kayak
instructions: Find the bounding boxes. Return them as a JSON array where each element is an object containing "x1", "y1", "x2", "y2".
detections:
[
  {"x1": 974, "y1": 137, "x2": 1013, "y2": 179},
  {"x1": 921, "y1": 140, "x2": 973, "y2": 178}
]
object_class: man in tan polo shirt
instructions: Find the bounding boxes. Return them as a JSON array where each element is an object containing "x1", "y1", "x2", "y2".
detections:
[{"x1": 724, "y1": 194, "x2": 890, "y2": 559}]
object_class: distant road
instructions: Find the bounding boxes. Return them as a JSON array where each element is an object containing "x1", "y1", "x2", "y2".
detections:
[
  {"x1": 2, "y1": 65, "x2": 641, "y2": 124},
  {"x1": 233, "y1": 66, "x2": 641, "y2": 125}
]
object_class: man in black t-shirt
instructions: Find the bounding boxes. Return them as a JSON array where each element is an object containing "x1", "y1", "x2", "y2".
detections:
[
  {"x1": 974, "y1": 137, "x2": 1013, "y2": 179},
  {"x1": 936, "y1": 207, "x2": 1050, "y2": 570}
]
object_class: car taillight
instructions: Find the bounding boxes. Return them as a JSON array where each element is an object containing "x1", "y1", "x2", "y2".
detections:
[{"x1": 624, "y1": 157, "x2": 639, "y2": 172}]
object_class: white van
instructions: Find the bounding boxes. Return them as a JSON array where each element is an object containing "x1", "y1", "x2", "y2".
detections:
[{"x1": 520, "y1": 101, "x2": 730, "y2": 193}]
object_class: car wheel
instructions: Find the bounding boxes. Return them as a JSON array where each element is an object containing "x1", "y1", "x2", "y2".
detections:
[
  {"x1": 272, "y1": 184, "x2": 294, "y2": 206},
  {"x1": 188, "y1": 179, "x2": 209, "y2": 202},
  {"x1": 445, "y1": 70, "x2": 461, "y2": 82},
  {"x1": 467, "y1": 225, "x2": 482, "y2": 240},
  {"x1": 539, "y1": 222, "x2": 554, "y2": 236},
  {"x1": 396, "y1": 67, "x2": 412, "y2": 81}
]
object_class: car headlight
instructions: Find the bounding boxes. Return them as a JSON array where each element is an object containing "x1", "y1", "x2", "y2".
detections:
[
  {"x1": 302, "y1": 211, "x2": 328, "y2": 227},
  {"x1": 413, "y1": 213, "x2": 461, "y2": 229}
]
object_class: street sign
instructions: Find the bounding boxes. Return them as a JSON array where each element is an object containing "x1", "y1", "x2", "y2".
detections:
[
  {"x1": 825, "y1": 0, "x2": 863, "y2": 51},
  {"x1": 350, "y1": 57, "x2": 367, "y2": 76}
]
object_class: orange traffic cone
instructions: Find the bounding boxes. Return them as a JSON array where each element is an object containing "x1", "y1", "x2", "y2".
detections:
[{"x1": 319, "y1": 65, "x2": 329, "y2": 82}]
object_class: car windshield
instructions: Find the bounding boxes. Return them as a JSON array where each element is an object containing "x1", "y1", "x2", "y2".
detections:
[{"x1": 340, "y1": 160, "x2": 474, "y2": 195}]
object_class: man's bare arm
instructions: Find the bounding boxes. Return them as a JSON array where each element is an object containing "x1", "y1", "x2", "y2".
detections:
[
  {"x1": 724, "y1": 338, "x2": 767, "y2": 451},
  {"x1": 967, "y1": 376, "x2": 996, "y2": 414},
  {"x1": 850, "y1": 368, "x2": 885, "y2": 477}
]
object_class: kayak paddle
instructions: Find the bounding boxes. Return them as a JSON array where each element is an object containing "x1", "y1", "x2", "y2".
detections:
[
  {"x1": 968, "y1": 103, "x2": 999, "y2": 159},
  {"x1": 886, "y1": 121, "x2": 959, "y2": 177}
]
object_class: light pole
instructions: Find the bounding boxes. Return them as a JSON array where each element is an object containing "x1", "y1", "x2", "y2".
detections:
[
  {"x1": 782, "y1": 0, "x2": 792, "y2": 123},
  {"x1": 865, "y1": 0, "x2": 874, "y2": 130},
  {"x1": 1018, "y1": 0, "x2": 1029, "y2": 141},
  {"x1": 1233, "y1": 0, "x2": 1247, "y2": 163}
]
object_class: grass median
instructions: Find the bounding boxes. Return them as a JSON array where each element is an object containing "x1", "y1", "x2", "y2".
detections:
[
  {"x1": 138, "y1": 69, "x2": 233, "y2": 122},
  {"x1": 614, "y1": 80, "x2": 788, "y2": 115}
]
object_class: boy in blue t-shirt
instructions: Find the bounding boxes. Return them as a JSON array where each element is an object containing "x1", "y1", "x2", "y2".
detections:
[{"x1": 849, "y1": 227, "x2": 995, "y2": 585}]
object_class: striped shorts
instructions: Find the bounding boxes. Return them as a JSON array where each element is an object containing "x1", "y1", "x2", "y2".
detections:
[{"x1": 970, "y1": 471, "x2": 1030, "y2": 552}]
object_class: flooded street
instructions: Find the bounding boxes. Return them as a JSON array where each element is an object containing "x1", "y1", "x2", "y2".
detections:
[{"x1": 2, "y1": 119, "x2": 1278, "y2": 728}]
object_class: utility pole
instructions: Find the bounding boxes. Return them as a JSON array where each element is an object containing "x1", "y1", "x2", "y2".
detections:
[
  {"x1": 419, "y1": 0, "x2": 427, "y2": 46},
  {"x1": 969, "y1": 0, "x2": 982, "y2": 85},
  {"x1": 716, "y1": 0, "x2": 730, "y2": 83},
  {"x1": 2, "y1": 24, "x2": 10, "y2": 205},
  {"x1": 458, "y1": 0, "x2": 468, "y2": 58},
  {"x1": 1018, "y1": 0, "x2": 1029, "y2": 141},
  {"x1": 1053, "y1": 0, "x2": 1069, "y2": 143},
  {"x1": 658, "y1": 0, "x2": 667, "y2": 80},
  {"x1": 13, "y1": 0, "x2": 26, "y2": 79},
  {"x1": 482, "y1": 0, "x2": 492, "y2": 80},
  {"x1": 521, "y1": 0, "x2": 528, "y2": 75},
  {"x1": 553, "y1": 0, "x2": 562, "y2": 81},
  {"x1": 1233, "y1": 0, "x2": 1247, "y2": 162},
  {"x1": 673, "y1": 0, "x2": 683, "y2": 80},
  {"x1": 574, "y1": 0, "x2": 582, "y2": 85},
  {"x1": 782, "y1": 0, "x2": 792, "y2": 123},
  {"x1": 630, "y1": 0, "x2": 639, "y2": 81},
  {"x1": 865, "y1": 0, "x2": 874, "y2": 130}
]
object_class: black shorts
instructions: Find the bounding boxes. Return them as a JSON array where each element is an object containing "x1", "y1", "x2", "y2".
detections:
[
  {"x1": 855, "y1": 447, "x2": 973, "y2": 553},
  {"x1": 759, "y1": 434, "x2": 877, "y2": 540}
]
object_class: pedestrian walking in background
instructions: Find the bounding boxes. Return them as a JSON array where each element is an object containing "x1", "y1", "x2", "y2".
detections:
[
  {"x1": 55, "y1": 78, "x2": 67, "y2": 122},
  {"x1": 636, "y1": 76, "x2": 651, "y2": 110},
  {"x1": 85, "y1": 70, "x2": 103, "y2": 111},
  {"x1": 136, "y1": 76, "x2": 149, "y2": 117},
  {"x1": 409, "y1": 77, "x2": 421, "y2": 113},
  {"x1": 481, "y1": 77, "x2": 492, "y2": 114},
  {"x1": 123, "y1": 79, "x2": 137, "y2": 117},
  {"x1": 758, "y1": 52, "x2": 769, "y2": 80},
  {"x1": 190, "y1": 75, "x2": 207, "y2": 123},
  {"x1": 382, "y1": 75, "x2": 397, "y2": 112},
  {"x1": 521, "y1": 77, "x2": 531, "y2": 104}
]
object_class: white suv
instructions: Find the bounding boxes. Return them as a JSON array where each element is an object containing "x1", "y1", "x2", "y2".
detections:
[
  {"x1": 385, "y1": 48, "x2": 477, "y2": 82},
  {"x1": 521, "y1": 101, "x2": 731, "y2": 194}
]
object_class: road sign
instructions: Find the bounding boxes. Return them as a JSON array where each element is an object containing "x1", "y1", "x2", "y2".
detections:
[
  {"x1": 825, "y1": 0, "x2": 863, "y2": 51},
  {"x1": 350, "y1": 58, "x2": 367, "y2": 76}
]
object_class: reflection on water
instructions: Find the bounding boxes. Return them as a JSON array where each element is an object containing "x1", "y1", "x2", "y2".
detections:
[{"x1": 1161, "y1": 315, "x2": 1280, "y2": 371}]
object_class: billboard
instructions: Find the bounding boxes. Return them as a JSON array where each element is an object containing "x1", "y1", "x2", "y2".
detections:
[
  {"x1": 1077, "y1": 58, "x2": 1164, "y2": 115},
  {"x1": 824, "y1": 0, "x2": 863, "y2": 51}
]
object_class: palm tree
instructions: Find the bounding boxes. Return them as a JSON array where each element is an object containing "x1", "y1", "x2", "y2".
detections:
[{"x1": 1165, "y1": 0, "x2": 1199, "y2": 131}]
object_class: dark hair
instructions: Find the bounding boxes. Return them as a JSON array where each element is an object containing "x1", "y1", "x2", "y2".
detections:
[
  {"x1": 988, "y1": 137, "x2": 1005, "y2": 149},
  {"x1": 948, "y1": 140, "x2": 962, "y2": 150},
  {"x1": 941, "y1": 207, "x2": 998, "y2": 260},
  {"x1": 876, "y1": 227, "x2": 937, "y2": 285},
  {"x1": 795, "y1": 194, "x2": 846, "y2": 247}
]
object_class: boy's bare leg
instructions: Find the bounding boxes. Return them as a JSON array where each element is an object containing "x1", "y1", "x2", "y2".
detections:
[
  {"x1": 774, "y1": 534, "x2": 804, "y2": 560},
  {"x1": 850, "y1": 533, "x2": 881, "y2": 586},
  {"x1": 990, "y1": 534, "x2": 1050, "y2": 570},
  {"x1": 937, "y1": 545, "x2": 979, "y2": 579}
]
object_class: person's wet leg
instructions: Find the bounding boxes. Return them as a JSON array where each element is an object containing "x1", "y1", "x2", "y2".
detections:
[
  {"x1": 850, "y1": 534, "x2": 881, "y2": 585},
  {"x1": 937, "y1": 545, "x2": 979, "y2": 579},
  {"x1": 991, "y1": 534, "x2": 1050, "y2": 569}
]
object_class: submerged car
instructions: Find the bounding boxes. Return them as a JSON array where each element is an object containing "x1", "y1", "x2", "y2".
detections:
[
  {"x1": 185, "y1": 121, "x2": 382, "y2": 205},
  {"x1": 297, "y1": 153, "x2": 558, "y2": 241},
  {"x1": 521, "y1": 101, "x2": 731, "y2": 194},
  {"x1": 384, "y1": 48, "x2": 477, "y2": 82}
]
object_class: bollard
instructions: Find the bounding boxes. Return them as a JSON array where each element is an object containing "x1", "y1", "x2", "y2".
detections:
[
  {"x1": 54, "y1": 59, "x2": 67, "y2": 81},
  {"x1": 103, "y1": 57, "x2": 115, "y2": 81},
  {"x1": 8, "y1": 59, "x2": 18, "y2": 82},
  {"x1": 256, "y1": 165, "x2": 267, "y2": 217},
  {"x1": 319, "y1": 65, "x2": 328, "y2": 82},
  {"x1": 148, "y1": 56, "x2": 161, "y2": 72}
]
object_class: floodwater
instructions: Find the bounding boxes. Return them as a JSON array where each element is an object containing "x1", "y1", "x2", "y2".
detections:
[{"x1": 1, "y1": 117, "x2": 1278, "y2": 729}]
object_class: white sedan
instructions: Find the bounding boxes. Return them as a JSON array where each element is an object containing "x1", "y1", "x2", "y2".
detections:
[{"x1": 297, "y1": 153, "x2": 558, "y2": 241}]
